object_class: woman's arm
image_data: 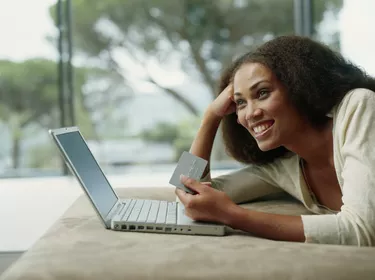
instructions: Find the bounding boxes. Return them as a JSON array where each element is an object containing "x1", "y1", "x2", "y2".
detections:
[
  {"x1": 227, "y1": 205, "x2": 305, "y2": 242},
  {"x1": 189, "y1": 84, "x2": 235, "y2": 178},
  {"x1": 176, "y1": 176, "x2": 305, "y2": 242},
  {"x1": 189, "y1": 110, "x2": 222, "y2": 178},
  {"x1": 182, "y1": 84, "x2": 282, "y2": 203}
]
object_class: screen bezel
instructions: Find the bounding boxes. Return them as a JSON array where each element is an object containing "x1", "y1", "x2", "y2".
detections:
[{"x1": 49, "y1": 126, "x2": 120, "y2": 229}]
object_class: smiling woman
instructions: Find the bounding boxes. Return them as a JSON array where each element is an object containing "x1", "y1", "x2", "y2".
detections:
[
  {"x1": 175, "y1": 35, "x2": 375, "y2": 246},
  {"x1": 232, "y1": 62, "x2": 303, "y2": 152}
]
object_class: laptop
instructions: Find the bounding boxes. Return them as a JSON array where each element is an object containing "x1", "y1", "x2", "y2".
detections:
[{"x1": 49, "y1": 127, "x2": 226, "y2": 236}]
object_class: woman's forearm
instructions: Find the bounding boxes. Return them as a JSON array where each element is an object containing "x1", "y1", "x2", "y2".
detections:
[
  {"x1": 225, "y1": 205, "x2": 306, "y2": 242},
  {"x1": 189, "y1": 109, "x2": 222, "y2": 177}
]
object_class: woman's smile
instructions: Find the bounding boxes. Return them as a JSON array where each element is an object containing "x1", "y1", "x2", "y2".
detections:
[{"x1": 252, "y1": 120, "x2": 275, "y2": 139}]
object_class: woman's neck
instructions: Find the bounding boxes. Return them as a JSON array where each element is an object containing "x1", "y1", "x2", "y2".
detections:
[{"x1": 285, "y1": 120, "x2": 334, "y2": 169}]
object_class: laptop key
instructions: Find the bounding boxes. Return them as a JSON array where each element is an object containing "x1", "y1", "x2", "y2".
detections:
[
  {"x1": 127, "y1": 200, "x2": 145, "y2": 222},
  {"x1": 122, "y1": 199, "x2": 136, "y2": 221},
  {"x1": 166, "y1": 202, "x2": 177, "y2": 224},
  {"x1": 156, "y1": 201, "x2": 168, "y2": 224},
  {"x1": 137, "y1": 200, "x2": 152, "y2": 222},
  {"x1": 118, "y1": 199, "x2": 132, "y2": 217},
  {"x1": 146, "y1": 200, "x2": 160, "y2": 223}
]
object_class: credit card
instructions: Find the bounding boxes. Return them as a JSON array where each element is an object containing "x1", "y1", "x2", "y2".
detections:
[{"x1": 169, "y1": 151, "x2": 208, "y2": 194}]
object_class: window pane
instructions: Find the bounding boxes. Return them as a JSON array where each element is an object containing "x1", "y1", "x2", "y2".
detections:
[
  {"x1": 60, "y1": 0, "x2": 297, "y2": 175},
  {"x1": 0, "y1": 0, "x2": 59, "y2": 177},
  {"x1": 1, "y1": 0, "x2": 374, "y2": 178}
]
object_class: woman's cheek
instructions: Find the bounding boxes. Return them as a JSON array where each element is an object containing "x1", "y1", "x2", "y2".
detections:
[
  {"x1": 237, "y1": 113, "x2": 246, "y2": 127},
  {"x1": 237, "y1": 118, "x2": 245, "y2": 127}
]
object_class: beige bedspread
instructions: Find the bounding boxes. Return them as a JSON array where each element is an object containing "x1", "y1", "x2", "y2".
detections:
[{"x1": 2, "y1": 187, "x2": 375, "y2": 280}]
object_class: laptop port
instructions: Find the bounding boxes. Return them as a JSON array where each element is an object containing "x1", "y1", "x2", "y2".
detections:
[
  {"x1": 146, "y1": 226, "x2": 154, "y2": 230},
  {"x1": 155, "y1": 227, "x2": 163, "y2": 231},
  {"x1": 165, "y1": 227, "x2": 172, "y2": 232},
  {"x1": 121, "y1": 225, "x2": 127, "y2": 230},
  {"x1": 129, "y1": 225, "x2": 136, "y2": 230},
  {"x1": 138, "y1": 226, "x2": 144, "y2": 230}
]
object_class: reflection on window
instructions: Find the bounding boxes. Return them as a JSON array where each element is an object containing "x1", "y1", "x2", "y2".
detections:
[{"x1": 3, "y1": 0, "x2": 375, "y2": 178}]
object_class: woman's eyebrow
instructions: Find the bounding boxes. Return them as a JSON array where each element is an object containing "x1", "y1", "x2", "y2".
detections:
[
  {"x1": 249, "y1": 79, "x2": 269, "y2": 91},
  {"x1": 233, "y1": 79, "x2": 270, "y2": 97}
]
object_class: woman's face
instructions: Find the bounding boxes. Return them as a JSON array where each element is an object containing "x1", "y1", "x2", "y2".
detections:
[{"x1": 233, "y1": 62, "x2": 305, "y2": 151}]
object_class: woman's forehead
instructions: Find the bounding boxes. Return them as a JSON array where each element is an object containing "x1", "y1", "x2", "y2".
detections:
[{"x1": 234, "y1": 63, "x2": 274, "y2": 84}]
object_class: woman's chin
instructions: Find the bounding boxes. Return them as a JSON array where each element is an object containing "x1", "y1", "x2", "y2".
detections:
[{"x1": 256, "y1": 141, "x2": 278, "y2": 152}]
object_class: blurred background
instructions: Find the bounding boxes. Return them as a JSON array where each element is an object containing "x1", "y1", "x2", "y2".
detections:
[
  {"x1": 1, "y1": 0, "x2": 375, "y2": 269},
  {"x1": 2, "y1": 0, "x2": 374, "y2": 179}
]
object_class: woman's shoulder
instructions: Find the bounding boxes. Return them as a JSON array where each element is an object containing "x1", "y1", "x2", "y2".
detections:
[
  {"x1": 332, "y1": 88, "x2": 375, "y2": 145},
  {"x1": 335, "y1": 88, "x2": 375, "y2": 114},
  {"x1": 330, "y1": 88, "x2": 375, "y2": 124}
]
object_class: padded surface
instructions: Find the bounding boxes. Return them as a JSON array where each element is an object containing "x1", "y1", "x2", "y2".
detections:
[{"x1": 1, "y1": 187, "x2": 375, "y2": 280}]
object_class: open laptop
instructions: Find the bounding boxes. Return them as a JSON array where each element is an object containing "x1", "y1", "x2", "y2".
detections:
[{"x1": 49, "y1": 127, "x2": 226, "y2": 236}]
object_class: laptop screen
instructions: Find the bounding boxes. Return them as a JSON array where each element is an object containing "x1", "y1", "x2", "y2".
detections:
[{"x1": 55, "y1": 131, "x2": 118, "y2": 219}]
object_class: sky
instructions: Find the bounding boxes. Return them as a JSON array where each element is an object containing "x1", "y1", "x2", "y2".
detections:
[
  {"x1": 339, "y1": 0, "x2": 375, "y2": 75},
  {"x1": 0, "y1": 0, "x2": 57, "y2": 61}
]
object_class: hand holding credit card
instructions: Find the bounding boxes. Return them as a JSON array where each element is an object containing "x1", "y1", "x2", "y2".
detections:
[{"x1": 169, "y1": 151, "x2": 208, "y2": 194}]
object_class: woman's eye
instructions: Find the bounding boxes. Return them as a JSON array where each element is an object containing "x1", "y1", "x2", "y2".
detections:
[
  {"x1": 235, "y1": 99, "x2": 245, "y2": 107},
  {"x1": 258, "y1": 89, "x2": 269, "y2": 99}
]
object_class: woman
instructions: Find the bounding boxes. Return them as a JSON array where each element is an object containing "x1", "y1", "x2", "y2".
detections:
[{"x1": 175, "y1": 35, "x2": 375, "y2": 246}]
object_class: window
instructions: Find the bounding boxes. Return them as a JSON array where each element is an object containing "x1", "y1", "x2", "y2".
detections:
[{"x1": 1, "y1": 0, "x2": 374, "y2": 179}]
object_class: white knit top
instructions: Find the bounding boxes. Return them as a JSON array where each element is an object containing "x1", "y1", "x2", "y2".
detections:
[{"x1": 207, "y1": 88, "x2": 375, "y2": 246}]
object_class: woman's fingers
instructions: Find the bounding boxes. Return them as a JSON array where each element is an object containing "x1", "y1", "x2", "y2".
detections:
[
  {"x1": 180, "y1": 175, "x2": 208, "y2": 194},
  {"x1": 209, "y1": 83, "x2": 235, "y2": 117},
  {"x1": 201, "y1": 182, "x2": 212, "y2": 187}
]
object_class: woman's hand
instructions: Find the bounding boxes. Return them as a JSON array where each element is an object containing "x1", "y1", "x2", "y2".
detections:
[
  {"x1": 175, "y1": 175, "x2": 238, "y2": 224},
  {"x1": 206, "y1": 84, "x2": 236, "y2": 118}
]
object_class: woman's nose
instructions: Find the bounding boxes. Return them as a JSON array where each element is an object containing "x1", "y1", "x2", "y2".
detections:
[{"x1": 245, "y1": 103, "x2": 262, "y2": 121}]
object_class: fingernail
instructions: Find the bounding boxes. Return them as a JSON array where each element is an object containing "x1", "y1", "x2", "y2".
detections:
[{"x1": 180, "y1": 174, "x2": 187, "y2": 181}]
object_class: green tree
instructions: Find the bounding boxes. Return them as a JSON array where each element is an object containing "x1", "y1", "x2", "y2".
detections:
[
  {"x1": 0, "y1": 59, "x2": 58, "y2": 169},
  {"x1": 50, "y1": 0, "x2": 342, "y2": 116},
  {"x1": 49, "y1": 0, "x2": 342, "y2": 161},
  {"x1": 0, "y1": 59, "x2": 93, "y2": 169},
  {"x1": 140, "y1": 118, "x2": 201, "y2": 160},
  {"x1": 140, "y1": 122, "x2": 179, "y2": 144}
]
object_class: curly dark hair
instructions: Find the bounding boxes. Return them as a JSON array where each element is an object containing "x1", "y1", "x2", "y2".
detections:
[{"x1": 219, "y1": 35, "x2": 375, "y2": 165}]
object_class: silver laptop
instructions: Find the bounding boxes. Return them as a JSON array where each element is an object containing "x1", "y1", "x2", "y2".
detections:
[{"x1": 49, "y1": 127, "x2": 226, "y2": 236}]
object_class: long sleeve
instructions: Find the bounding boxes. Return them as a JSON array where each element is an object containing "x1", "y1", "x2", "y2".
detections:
[
  {"x1": 201, "y1": 157, "x2": 296, "y2": 203},
  {"x1": 301, "y1": 89, "x2": 375, "y2": 246},
  {"x1": 178, "y1": 161, "x2": 283, "y2": 204}
]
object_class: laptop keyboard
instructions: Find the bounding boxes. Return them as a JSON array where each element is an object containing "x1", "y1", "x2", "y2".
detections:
[{"x1": 120, "y1": 199, "x2": 177, "y2": 225}]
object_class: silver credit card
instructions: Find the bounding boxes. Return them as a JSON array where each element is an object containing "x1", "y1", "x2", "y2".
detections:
[{"x1": 169, "y1": 151, "x2": 208, "y2": 194}]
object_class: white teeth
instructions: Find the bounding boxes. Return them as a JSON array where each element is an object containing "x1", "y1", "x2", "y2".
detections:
[{"x1": 253, "y1": 124, "x2": 271, "y2": 134}]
